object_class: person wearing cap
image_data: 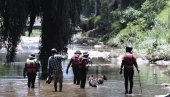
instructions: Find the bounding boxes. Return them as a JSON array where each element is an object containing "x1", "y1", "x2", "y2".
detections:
[
  {"x1": 79, "y1": 52, "x2": 92, "y2": 89},
  {"x1": 66, "y1": 50, "x2": 82, "y2": 85},
  {"x1": 23, "y1": 54, "x2": 40, "y2": 88},
  {"x1": 120, "y1": 46, "x2": 139, "y2": 94},
  {"x1": 48, "y1": 48, "x2": 66, "y2": 92}
]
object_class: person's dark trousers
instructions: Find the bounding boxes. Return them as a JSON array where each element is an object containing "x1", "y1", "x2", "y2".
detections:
[
  {"x1": 77, "y1": 69, "x2": 80, "y2": 85},
  {"x1": 124, "y1": 68, "x2": 134, "y2": 94},
  {"x1": 27, "y1": 73, "x2": 36, "y2": 88},
  {"x1": 72, "y1": 66, "x2": 80, "y2": 84},
  {"x1": 79, "y1": 68, "x2": 87, "y2": 88}
]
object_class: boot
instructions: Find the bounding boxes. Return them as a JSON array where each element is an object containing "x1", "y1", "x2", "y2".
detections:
[
  {"x1": 125, "y1": 90, "x2": 128, "y2": 94},
  {"x1": 59, "y1": 83, "x2": 62, "y2": 92},
  {"x1": 129, "y1": 87, "x2": 132, "y2": 94},
  {"x1": 129, "y1": 82, "x2": 133, "y2": 94},
  {"x1": 129, "y1": 90, "x2": 132, "y2": 94},
  {"x1": 125, "y1": 85, "x2": 128, "y2": 94},
  {"x1": 54, "y1": 86, "x2": 57, "y2": 92}
]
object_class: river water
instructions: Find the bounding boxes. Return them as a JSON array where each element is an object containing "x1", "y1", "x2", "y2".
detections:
[{"x1": 0, "y1": 37, "x2": 170, "y2": 97}]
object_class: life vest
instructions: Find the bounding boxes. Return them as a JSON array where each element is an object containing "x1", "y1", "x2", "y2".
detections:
[
  {"x1": 79, "y1": 56, "x2": 89, "y2": 69},
  {"x1": 71, "y1": 55, "x2": 80, "y2": 67},
  {"x1": 26, "y1": 59, "x2": 36, "y2": 74},
  {"x1": 123, "y1": 53, "x2": 135, "y2": 68}
]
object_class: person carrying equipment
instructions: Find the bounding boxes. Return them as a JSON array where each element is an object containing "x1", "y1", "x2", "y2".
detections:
[{"x1": 48, "y1": 48, "x2": 66, "y2": 92}]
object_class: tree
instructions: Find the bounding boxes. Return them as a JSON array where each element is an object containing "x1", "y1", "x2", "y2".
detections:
[
  {"x1": 40, "y1": 0, "x2": 81, "y2": 78},
  {"x1": 0, "y1": 0, "x2": 29, "y2": 62},
  {"x1": 0, "y1": 0, "x2": 81, "y2": 79},
  {"x1": 94, "y1": 0, "x2": 101, "y2": 16}
]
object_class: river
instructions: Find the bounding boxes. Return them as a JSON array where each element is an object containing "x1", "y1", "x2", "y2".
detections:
[{"x1": 0, "y1": 36, "x2": 170, "y2": 97}]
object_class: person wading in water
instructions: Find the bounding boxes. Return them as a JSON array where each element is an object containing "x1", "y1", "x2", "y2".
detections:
[
  {"x1": 120, "y1": 46, "x2": 139, "y2": 94},
  {"x1": 23, "y1": 54, "x2": 40, "y2": 88},
  {"x1": 66, "y1": 50, "x2": 82, "y2": 85},
  {"x1": 79, "y1": 52, "x2": 92, "y2": 89},
  {"x1": 48, "y1": 48, "x2": 66, "y2": 92}
]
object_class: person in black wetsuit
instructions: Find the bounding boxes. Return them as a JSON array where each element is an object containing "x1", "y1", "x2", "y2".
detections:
[{"x1": 120, "y1": 46, "x2": 139, "y2": 94}]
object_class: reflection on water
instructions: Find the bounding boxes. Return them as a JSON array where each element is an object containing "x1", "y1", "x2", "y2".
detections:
[
  {"x1": 0, "y1": 64, "x2": 24, "y2": 79},
  {"x1": 88, "y1": 63, "x2": 170, "y2": 84},
  {"x1": 0, "y1": 43, "x2": 170, "y2": 96},
  {"x1": 0, "y1": 61, "x2": 169, "y2": 96}
]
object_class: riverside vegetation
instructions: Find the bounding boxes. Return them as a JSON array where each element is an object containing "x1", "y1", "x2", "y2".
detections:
[{"x1": 81, "y1": 0, "x2": 170, "y2": 62}]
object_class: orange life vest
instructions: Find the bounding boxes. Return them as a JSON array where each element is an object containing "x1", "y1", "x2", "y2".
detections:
[{"x1": 26, "y1": 59, "x2": 36, "y2": 74}]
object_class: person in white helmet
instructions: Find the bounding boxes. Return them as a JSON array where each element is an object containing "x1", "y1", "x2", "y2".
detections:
[{"x1": 23, "y1": 54, "x2": 40, "y2": 88}]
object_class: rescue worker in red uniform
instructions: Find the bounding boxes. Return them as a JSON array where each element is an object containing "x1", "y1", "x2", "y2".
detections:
[
  {"x1": 66, "y1": 50, "x2": 82, "y2": 85},
  {"x1": 23, "y1": 54, "x2": 39, "y2": 88},
  {"x1": 120, "y1": 46, "x2": 139, "y2": 94},
  {"x1": 79, "y1": 52, "x2": 92, "y2": 89}
]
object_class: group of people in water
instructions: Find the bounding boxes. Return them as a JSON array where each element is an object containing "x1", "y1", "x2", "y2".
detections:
[
  {"x1": 66, "y1": 50, "x2": 92, "y2": 89},
  {"x1": 23, "y1": 45, "x2": 139, "y2": 94}
]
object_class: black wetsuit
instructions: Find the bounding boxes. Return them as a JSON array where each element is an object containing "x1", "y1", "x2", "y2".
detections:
[{"x1": 121, "y1": 53, "x2": 138, "y2": 94}]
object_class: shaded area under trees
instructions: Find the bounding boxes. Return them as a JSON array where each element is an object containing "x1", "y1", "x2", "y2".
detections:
[{"x1": 0, "y1": 0, "x2": 81, "y2": 79}]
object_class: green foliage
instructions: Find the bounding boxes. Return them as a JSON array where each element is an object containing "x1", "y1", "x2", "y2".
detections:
[
  {"x1": 101, "y1": 2, "x2": 113, "y2": 28},
  {"x1": 0, "y1": 0, "x2": 81, "y2": 78},
  {"x1": 81, "y1": 0, "x2": 94, "y2": 17},
  {"x1": 111, "y1": 21, "x2": 122, "y2": 35},
  {"x1": 168, "y1": 14, "x2": 170, "y2": 28},
  {"x1": 141, "y1": 0, "x2": 167, "y2": 29},
  {"x1": 141, "y1": 0, "x2": 166, "y2": 13},
  {"x1": 40, "y1": 0, "x2": 81, "y2": 78},
  {"x1": 109, "y1": 7, "x2": 143, "y2": 38},
  {"x1": 167, "y1": 29, "x2": 170, "y2": 43},
  {"x1": 156, "y1": 5, "x2": 170, "y2": 24},
  {"x1": 94, "y1": 15, "x2": 101, "y2": 25},
  {"x1": 107, "y1": 21, "x2": 146, "y2": 47},
  {"x1": 0, "y1": 0, "x2": 29, "y2": 62},
  {"x1": 98, "y1": 0, "x2": 170, "y2": 61},
  {"x1": 107, "y1": 0, "x2": 167, "y2": 43},
  {"x1": 130, "y1": 0, "x2": 145, "y2": 9},
  {"x1": 120, "y1": 7, "x2": 142, "y2": 24},
  {"x1": 25, "y1": 29, "x2": 41, "y2": 37}
]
